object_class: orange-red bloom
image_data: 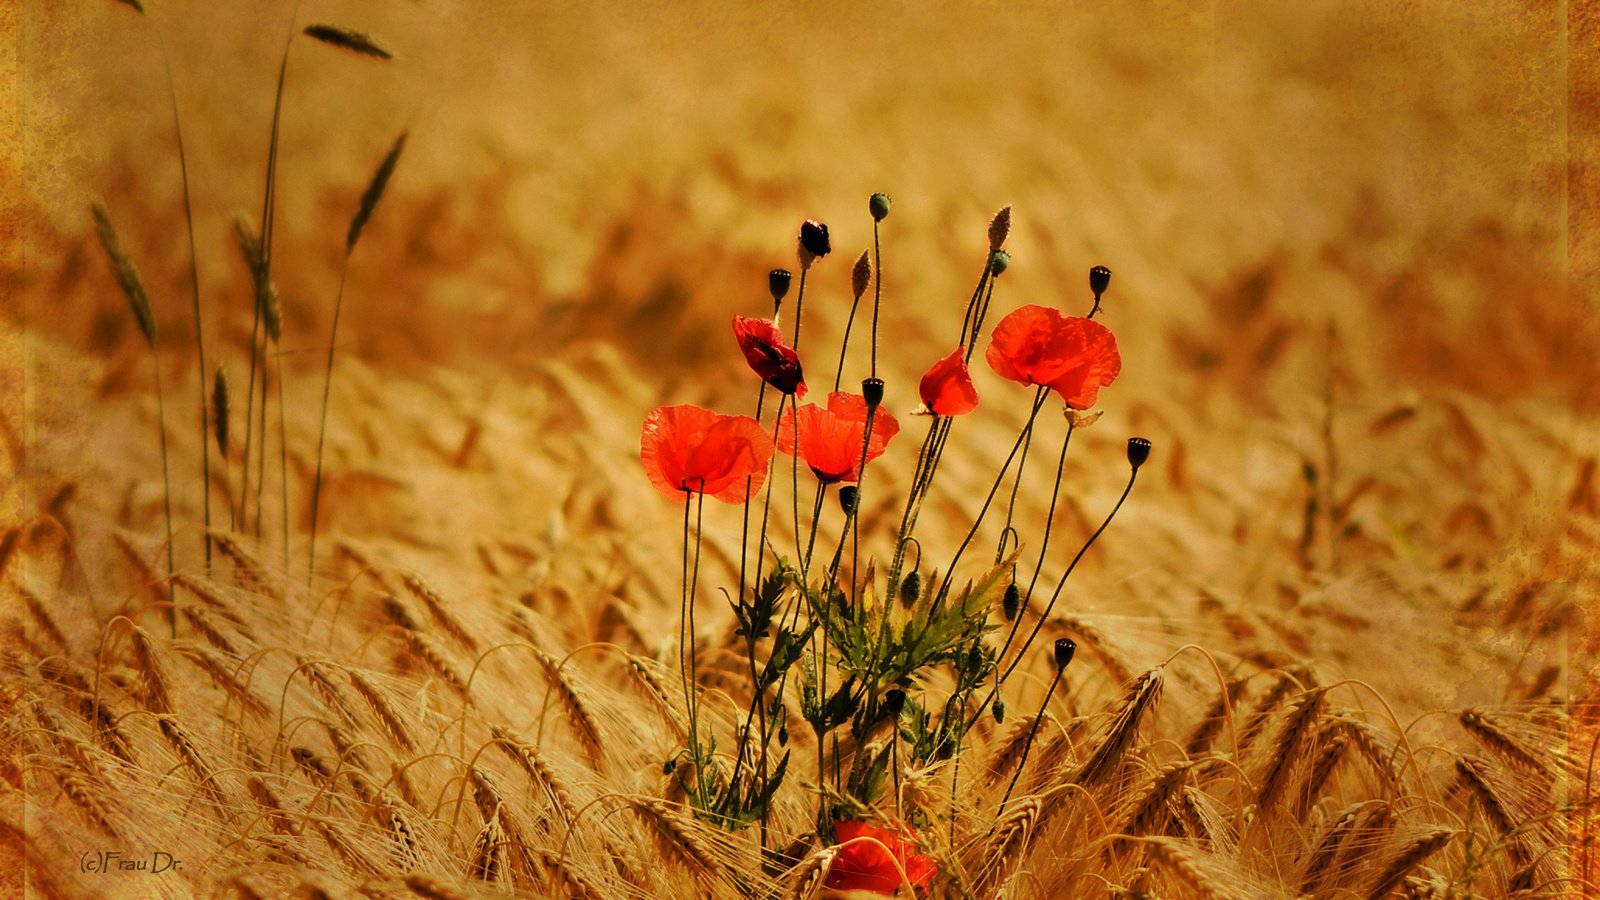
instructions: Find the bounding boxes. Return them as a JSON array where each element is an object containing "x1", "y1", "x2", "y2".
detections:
[
  {"x1": 827, "y1": 820, "x2": 937, "y2": 895},
  {"x1": 985, "y1": 305, "x2": 1121, "y2": 409},
  {"x1": 918, "y1": 347, "x2": 979, "y2": 417},
  {"x1": 641, "y1": 405, "x2": 774, "y2": 503},
  {"x1": 777, "y1": 392, "x2": 900, "y2": 484},
  {"x1": 733, "y1": 316, "x2": 807, "y2": 398}
]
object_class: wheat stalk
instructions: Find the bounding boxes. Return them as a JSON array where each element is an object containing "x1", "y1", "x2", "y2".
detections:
[
  {"x1": 1366, "y1": 828, "x2": 1455, "y2": 900},
  {"x1": 1075, "y1": 667, "x2": 1163, "y2": 788}
]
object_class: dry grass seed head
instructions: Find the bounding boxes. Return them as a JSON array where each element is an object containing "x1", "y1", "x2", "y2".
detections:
[
  {"x1": 1458, "y1": 709, "x2": 1551, "y2": 779},
  {"x1": 1075, "y1": 667, "x2": 1164, "y2": 788},
  {"x1": 129, "y1": 625, "x2": 174, "y2": 713},
  {"x1": 535, "y1": 649, "x2": 605, "y2": 766},
  {"x1": 487, "y1": 724, "x2": 577, "y2": 822},
  {"x1": 1365, "y1": 828, "x2": 1455, "y2": 900},
  {"x1": 20, "y1": 587, "x2": 70, "y2": 651},
  {"x1": 177, "y1": 645, "x2": 270, "y2": 717},
  {"x1": 1257, "y1": 687, "x2": 1327, "y2": 808},
  {"x1": 784, "y1": 847, "x2": 837, "y2": 900},
  {"x1": 467, "y1": 812, "x2": 508, "y2": 884},
  {"x1": 1454, "y1": 756, "x2": 1515, "y2": 836},
  {"x1": 629, "y1": 797, "x2": 723, "y2": 882},
  {"x1": 401, "y1": 573, "x2": 477, "y2": 652},
  {"x1": 347, "y1": 670, "x2": 417, "y2": 752},
  {"x1": 213, "y1": 534, "x2": 282, "y2": 601},
  {"x1": 404, "y1": 632, "x2": 469, "y2": 697},
  {"x1": 303, "y1": 24, "x2": 394, "y2": 60}
]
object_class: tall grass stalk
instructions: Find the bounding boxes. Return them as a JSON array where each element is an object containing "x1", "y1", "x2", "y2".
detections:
[{"x1": 308, "y1": 133, "x2": 405, "y2": 583}]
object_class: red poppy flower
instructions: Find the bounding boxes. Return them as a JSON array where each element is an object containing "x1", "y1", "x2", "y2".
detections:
[
  {"x1": 733, "y1": 316, "x2": 807, "y2": 398},
  {"x1": 641, "y1": 405, "x2": 774, "y2": 503},
  {"x1": 918, "y1": 347, "x2": 979, "y2": 417},
  {"x1": 777, "y1": 392, "x2": 900, "y2": 484},
  {"x1": 985, "y1": 305, "x2": 1121, "y2": 409},
  {"x1": 827, "y1": 820, "x2": 937, "y2": 895}
]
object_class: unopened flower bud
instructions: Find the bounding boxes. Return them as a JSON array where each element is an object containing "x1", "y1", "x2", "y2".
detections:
[
  {"x1": 799, "y1": 219, "x2": 831, "y2": 266},
  {"x1": 778, "y1": 722, "x2": 789, "y2": 745},
  {"x1": 899, "y1": 571, "x2": 922, "y2": 609},
  {"x1": 862, "y1": 377, "x2": 885, "y2": 411},
  {"x1": 662, "y1": 757, "x2": 676, "y2": 775},
  {"x1": 990, "y1": 249, "x2": 1010, "y2": 276},
  {"x1": 988, "y1": 205, "x2": 1011, "y2": 251},
  {"x1": 1002, "y1": 583, "x2": 1021, "y2": 621},
  {"x1": 838, "y1": 485, "x2": 859, "y2": 516},
  {"x1": 769, "y1": 268, "x2": 792, "y2": 304},
  {"x1": 1089, "y1": 265, "x2": 1112, "y2": 298},
  {"x1": 1126, "y1": 437, "x2": 1152, "y2": 471},
  {"x1": 884, "y1": 688, "x2": 907, "y2": 717},
  {"x1": 966, "y1": 644, "x2": 984, "y2": 673},
  {"x1": 1053, "y1": 637, "x2": 1077, "y2": 670},
  {"x1": 869, "y1": 193, "x2": 892, "y2": 221},
  {"x1": 991, "y1": 698, "x2": 1005, "y2": 723},
  {"x1": 852, "y1": 250, "x2": 872, "y2": 300}
]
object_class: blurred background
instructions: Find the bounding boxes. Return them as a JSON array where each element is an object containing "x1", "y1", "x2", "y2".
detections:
[{"x1": 5, "y1": 0, "x2": 1596, "y2": 744}]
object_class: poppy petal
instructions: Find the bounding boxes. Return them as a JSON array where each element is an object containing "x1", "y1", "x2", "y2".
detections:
[{"x1": 919, "y1": 347, "x2": 979, "y2": 416}]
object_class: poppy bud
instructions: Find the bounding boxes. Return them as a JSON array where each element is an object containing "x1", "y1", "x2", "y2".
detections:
[
  {"x1": 862, "y1": 378, "x2": 885, "y2": 412},
  {"x1": 662, "y1": 757, "x2": 676, "y2": 775},
  {"x1": 769, "y1": 268, "x2": 792, "y2": 305},
  {"x1": 988, "y1": 205, "x2": 1011, "y2": 251},
  {"x1": 1053, "y1": 637, "x2": 1077, "y2": 670},
  {"x1": 1002, "y1": 583, "x2": 1021, "y2": 621},
  {"x1": 899, "y1": 571, "x2": 922, "y2": 608},
  {"x1": 884, "y1": 689, "x2": 907, "y2": 717},
  {"x1": 834, "y1": 588, "x2": 850, "y2": 621},
  {"x1": 838, "y1": 485, "x2": 859, "y2": 516},
  {"x1": 966, "y1": 643, "x2": 984, "y2": 673},
  {"x1": 1089, "y1": 265, "x2": 1112, "y2": 298},
  {"x1": 778, "y1": 722, "x2": 789, "y2": 746},
  {"x1": 870, "y1": 192, "x2": 892, "y2": 221},
  {"x1": 799, "y1": 219, "x2": 831, "y2": 266},
  {"x1": 1126, "y1": 436, "x2": 1152, "y2": 471},
  {"x1": 992, "y1": 698, "x2": 1005, "y2": 723},
  {"x1": 852, "y1": 250, "x2": 872, "y2": 300},
  {"x1": 990, "y1": 249, "x2": 1010, "y2": 276}
]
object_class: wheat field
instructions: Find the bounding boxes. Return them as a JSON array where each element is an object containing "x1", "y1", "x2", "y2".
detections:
[{"x1": 3, "y1": 1, "x2": 1598, "y2": 897}]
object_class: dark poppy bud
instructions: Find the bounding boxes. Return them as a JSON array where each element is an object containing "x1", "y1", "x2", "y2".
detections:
[
  {"x1": 870, "y1": 193, "x2": 892, "y2": 221},
  {"x1": 992, "y1": 698, "x2": 1005, "y2": 723},
  {"x1": 769, "y1": 268, "x2": 792, "y2": 305},
  {"x1": 1126, "y1": 436, "x2": 1152, "y2": 471},
  {"x1": 884, "y1": 689, "x2": 907, "y2": 717},
  {"x1": 899, "y1": 571, "x2": 922, "y2": 609},
  {"x1": 1089, "y1": 265, "x2": 1112, "y2": 298},
  {"x1": 662, "y1": 758, "x2": 676, "y2": 775},
  {"x1": 1053, "y1": 637, "x2": 1077, "y2": 670},
  {"x1": 966, "y1": 643, "x2": 984, "y2": 674},
  {"x1": 861, "y1": 377, "x2": 885, "y2": 412},
  {"x1": 990, "y1": 249, "x2": 1011, "y2": 276},
  {"x1": 778, "y1": 723, "x2": 789, "y2": 746},
  {"x1": 838, "y1": 485, "x2": 859, "y2": 516},
  {"x1": 1002, "y1": 583, "x2": 1021, "y2": 621},
  {"x1": 834, "y1": 588, "x2": 850, "y2": 621},
  {"x1": 799, "y1": 219, "x2": 831, "y2": 264}
]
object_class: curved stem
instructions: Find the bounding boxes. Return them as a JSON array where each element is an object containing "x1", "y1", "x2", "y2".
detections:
[
  {"x1": 308, "y1": 253, "x2": 353, "y2": 584},
  {"x1": 998, "y1": 663, "x2": 1065, "y2": 814}
]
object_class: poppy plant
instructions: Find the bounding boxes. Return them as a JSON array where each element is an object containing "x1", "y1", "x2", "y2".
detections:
[
  {"x1": 641, "y1": 405, "x2": 775, "y2": 503},
  {"x1": 917, "y1": 347, "x2": 979, "y2": 417},
  {"x1": 827, "y1": 820, "x2": 937, "y2": 895},
  {"x1": 985, "y1": 304, "x2": 1121, "y2": 409},
  {"x1": 778, "y1": 392, "x2": 901, "y2": 484},
  {"x1": 733, "y1": 316, "x2": 807, "y2": 397}
]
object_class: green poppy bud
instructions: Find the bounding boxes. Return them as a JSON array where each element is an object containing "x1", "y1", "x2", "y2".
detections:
[
  {"x1": 884, "y1": 689, "x2": 907, "y2": 717},
  {"x1": 870, "y1": 193, "x2": 892, "y2": 222},
  {"x1": 992, "y1": 698, "x2": 1005, "y2": 723},
  {"x1": 990, "y1": 249, "x2": 1011, "y2": 276},
  {"x1": 1002, "y1": 583, "x2": 1021, "y2": 621},
  {"x1": 899, "y1": 571, "x2": 922, "y2": 609}
]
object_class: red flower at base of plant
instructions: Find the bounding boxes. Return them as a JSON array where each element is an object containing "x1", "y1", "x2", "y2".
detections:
[
  {"x1": 985, "y1": 304, "x2": 1121, "y2": 409},
  {"x1": 641, "y1": 405, "x2": 774, "y2": 503},
  {"x1": 733, "y1": 316, "x2": 807, "y2": 398},
  {"x1": 826, "y1": 820, "x2": 937, "y2": 895},
  {"x1": 917, "y1": 347, "x2": 979, "y2": 416},
  {"x1": 777, "y1": 392, "x2": 900, "y2": 484}
]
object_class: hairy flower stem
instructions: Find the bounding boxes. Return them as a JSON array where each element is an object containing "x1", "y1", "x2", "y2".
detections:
[
  {"x1": 753, "y1": 394, "x2": 789, "y2": 591},
  {"x1": 737, "y1": 384, "x2": 769, "y2": 609},
  {"x1": 965, "y1": 274, "x2": 1001, "y2": 366},
  {"x1": 871, "y1": 221, "x2": 882, "y2": 378},
  {"x1": 885, "y1": 416, "x2": 943, "y2": 595},
  {"x1": 934, "y1": 387, "x2": 1049, "y2": 607},
  {"x1": 957, "y1": 258, "x2": 994, "y2": 352},
  {"x1": 997, "y1": 662, "x2": 1065, "y2": 814},
  {"x1": 1000, "y1": 467, "x2": 1137, "y2": 684},
  {"x1": 994, "y1": 406, "x2": 1039, "y2": 563},
  {"x1": 680, "y1": 487, "x2": 708, "y2": 806},
  {"x1": 994, "y1": 423, "x2": 1076, "y2": 666}
]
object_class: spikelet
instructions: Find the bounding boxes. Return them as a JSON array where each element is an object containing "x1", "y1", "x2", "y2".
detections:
[
  {"x1": 1142, "y1": 837, "x2": 1234, "y2": 899},
  {"x1": 1454, "y1": 757, "x2": 1514, "y2": 835},
  {"x1": 303, "y1": 24, "x2": 394, "y2": 60},
  {"x1": 629, "y1": 797, "x2": 722, "y2": 881},
  {"x1": 1257, "y1": 688, "x2": 1326, "y2": 808},
  {"x1": 401, "y1": 573, "x2": 476, "y2": 651},
  {"x1": 1075, "y1": 667, "x2": 1163, "y2": 788},
  {"x1": 535, "y1": 649, "x2": 604, "y2": 765},
  {"x1": 1366, "y1": 828, "x2": 1455, "y2": 900},
  {"x1": 622, "y1": 654, "x2": 686, "y2": 738},
  {"x1": 1458, "y1": 710, "x2": 1551, "y2": 778},
  {"x1": 90, "y1": 203, "x2": 155, "y2": 346},
  {"x1": 177, "y1": 645, "x2": 269, "y2": 717},
  {"x1": 301, "y1": 658, "x2": 361, "y2": 727},
  {"x1": 214, "y1": 534, "x2": 282, "y2": 601},
  {"x1": 1299, "y1": 799, "x2": 1380, "y2": 895},
  {"x1": 488, "y1": 724, "x2": 576, "y2": 822},
  {"x1": 467, "y1": 812, "x2": 508, "y2": 884},
  {"x1": 403, "y1": 874, "x2": 471, "y2": 900},
  {"x1": 348, "y1": 133, "x2": 407, "y2": 250},
  {"x1": 974, "y1": 796, "x2": 1039, "y2": 895},
  {"x1": 1185, "y1": 678, "x2": 1247, "y2": 755},
  {"x1": 20, "y1": 587, "x2": 69, "y2": 651},
  {"x1": 1236, "y1": 672, "x2": 1297, "y2": 752},
  {"x1": 129, "y1": 625, "x2": 174, "y2": 713},
  {"x1": 404, "y1": 632, "x2": 469, "y2": 697},
  {"x1": 247, "y1": 774, "x2": 297, "y2": 835},
  {"x1": 180, "y1": 605, "x2": 240, "y2": 655},
  {"x1": 348, "y1": 670, "x2": 416, "y2": 751},
  {"x1": 54, "y1": 766, "x2": 117, "y2": 836},
  {"x1": 1122, "y1": 760, "x2": 1193, "y2": 837},
  {"x1": 985, "y1": 715, "x2": 1046, "y2": 785},
  {"x1": 783, "y1": 847, "x2": 836, "y2": 900},
  {"x1": 537, "y1": 849, "x2": 604, "y2": 899},
  {"x1": 157, "y1": 715, "x2": 228, "y2": 811}
]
